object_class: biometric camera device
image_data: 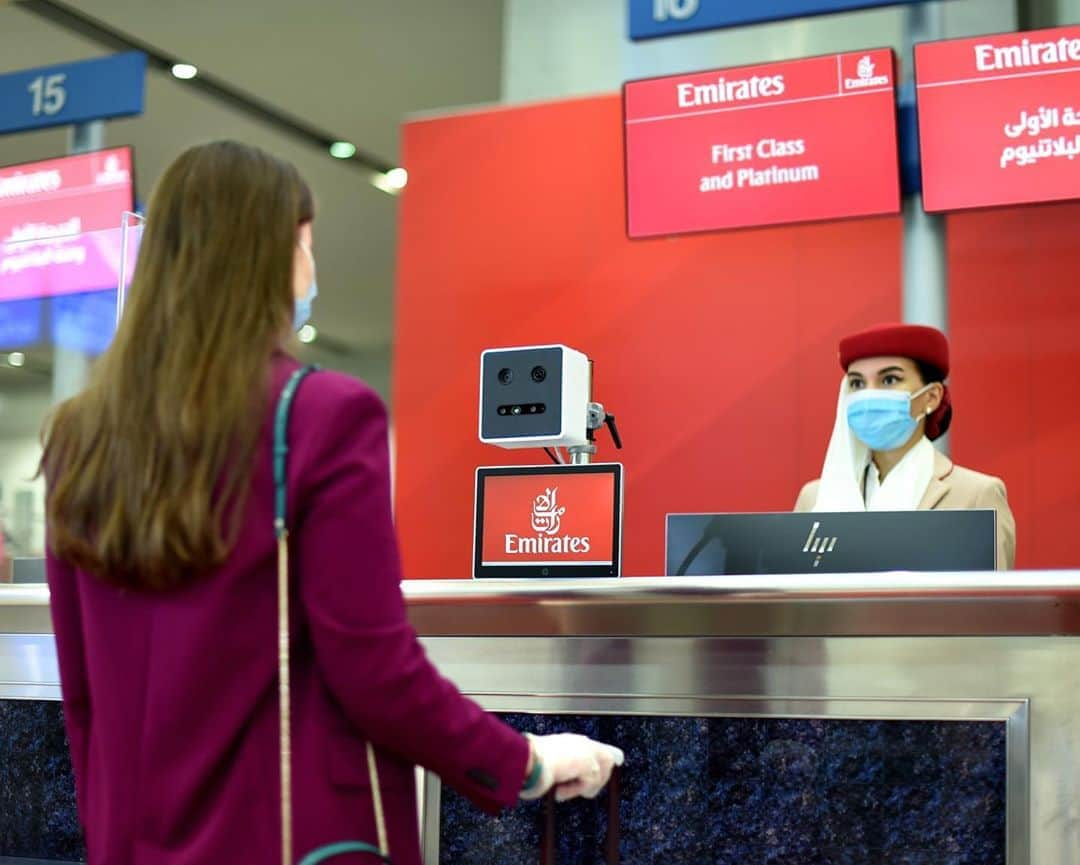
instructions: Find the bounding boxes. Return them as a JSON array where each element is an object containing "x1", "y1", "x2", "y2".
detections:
[{"x1": 478, "y1": 344, "x2": 591, "y2": 449}]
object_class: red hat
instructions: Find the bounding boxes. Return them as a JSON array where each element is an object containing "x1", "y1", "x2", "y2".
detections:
[
  {"x1": 839, "y1": 323, "x2": 952, "y2": 440},
  {"x1": 839, "y1": 323, "x2": 949, "y2": 375}
]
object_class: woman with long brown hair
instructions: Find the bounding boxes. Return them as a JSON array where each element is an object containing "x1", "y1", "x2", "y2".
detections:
[{"x1": 42, "y1": 140, "x2": 621, "y2": 865}]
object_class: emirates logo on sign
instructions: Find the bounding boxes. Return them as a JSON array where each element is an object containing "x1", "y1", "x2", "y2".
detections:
[
  {"x1": 845, "y1": 54, "x2": 890, "y2": 90},
  {"x1": 95, "y1": 154, "x2": 130, "y2": 187},
  {"x1": 531, "y1": 487, "x2": 566, "y2": 536}
]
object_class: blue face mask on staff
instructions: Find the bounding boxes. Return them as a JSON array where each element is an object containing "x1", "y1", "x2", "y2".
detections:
[
  {"x1": 846, "y1": 384, "x2": 933, "y2": 451},
  {"x1": 293, "y1": 241, "x2": 318, "y2": 332}
]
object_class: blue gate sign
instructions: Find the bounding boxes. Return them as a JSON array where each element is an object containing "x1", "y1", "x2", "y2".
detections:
[
  {"x1": 0, "y1": 52, "x2": 146, "y2": 135},
  {"x1": 631, "y1": 0, "x2": 929, "y2": 40}
]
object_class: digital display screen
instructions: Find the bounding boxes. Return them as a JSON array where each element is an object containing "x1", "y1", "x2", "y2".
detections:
[
  {"x1": 624, "y1": 49, "x2": 901, "y2": 237},
  {"x1": 474, "y1": 464, "x2": 622, "y2": 578},
  {"x1": 915, "y1": 25, "x2": 1080, "y2": 212},
  {"x1": 0, "y1": 147, "x2": 134, "y2": 302}
]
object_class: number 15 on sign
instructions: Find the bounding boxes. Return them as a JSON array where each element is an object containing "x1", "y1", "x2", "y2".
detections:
[
  {"x1": 27, "y1": 73, "x2": 68, "y2": 117},
  {"x1": 0, "y1": 53, "x2": 145, "y2": 135}
]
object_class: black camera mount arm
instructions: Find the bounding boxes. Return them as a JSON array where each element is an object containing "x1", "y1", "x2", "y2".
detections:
[{"x1": 567, "y1": 402, "x2": 623, "y2": 464}]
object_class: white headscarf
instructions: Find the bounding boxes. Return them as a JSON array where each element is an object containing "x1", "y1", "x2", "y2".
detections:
[{"x1": 812, "y1": 378, "x2": 935, "y2": 512}]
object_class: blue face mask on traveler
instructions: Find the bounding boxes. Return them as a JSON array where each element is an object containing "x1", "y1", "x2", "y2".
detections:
[
  {"x1": 846, "y1": 384, "x2": 933, "y2": 451},
  {"x1": 293, "y1": 241, "x2": 318, "y2": 332}
]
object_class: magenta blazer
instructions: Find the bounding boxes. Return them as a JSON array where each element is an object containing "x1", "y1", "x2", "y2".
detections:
[{"x1": 47, "y1": 353, "x2": 529, "y2": 864}]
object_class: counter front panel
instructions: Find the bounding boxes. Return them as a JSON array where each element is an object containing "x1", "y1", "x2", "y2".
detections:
[
  {"x1": 0, "y1": 700, "x2": 81, "y2": 862},
  {"x1": 4, "y1": 573, "x2": 1080, "y2": 863},
  {"x1": 441, "y1": 713, "x2": 1006, "y2": 865}
]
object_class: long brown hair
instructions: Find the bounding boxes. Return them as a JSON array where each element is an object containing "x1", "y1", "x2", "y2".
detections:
[{"x1": 42, "y1": 141, "x2": 313, "y2": 590}]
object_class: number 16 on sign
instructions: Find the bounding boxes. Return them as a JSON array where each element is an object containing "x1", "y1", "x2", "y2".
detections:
[{"x1": 654, "y1": 0, "x2": 699, "y2": 21}]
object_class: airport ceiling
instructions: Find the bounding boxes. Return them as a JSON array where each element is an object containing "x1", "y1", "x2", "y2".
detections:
[{"x1": 0, "y1": 0, "x2": 506, "y2": 396}]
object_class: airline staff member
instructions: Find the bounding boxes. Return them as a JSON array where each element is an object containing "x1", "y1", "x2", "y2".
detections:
[
  {"x1": 42, "y1": 141, "x2": 622, "y2": 865},
  {"x1": 795, "y1": 323, "x2": 1016, "y2": 569}
]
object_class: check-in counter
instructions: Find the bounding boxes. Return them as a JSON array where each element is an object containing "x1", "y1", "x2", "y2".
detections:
[{"x1": 3, "y1": 572, "x2": 1080, "y2": 864}]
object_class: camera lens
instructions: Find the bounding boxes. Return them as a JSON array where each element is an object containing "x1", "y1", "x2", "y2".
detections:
[
  {"x1": 531, "y1": 366, "x2": 547, "y2": 383},
  {"x1": 511, "y1": 405, "x2": 523, "y2": 415},
  {"x1": 497, "y1": 368, "x2": 513, "y2": 385}
]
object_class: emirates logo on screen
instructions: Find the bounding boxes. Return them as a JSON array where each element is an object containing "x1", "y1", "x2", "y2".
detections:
[
  {"x1": 95, "y1": 154, "x2": 130, "y2": 187},
  {"x1": 844, "y1": 55, "x2": 891, "y2": 90},
  {"x1": 505, "y1": 486, "x2": 591, "y2": 555},
  {"x1": 530, "y1": 487, "x2": 566, "y2": 535}
]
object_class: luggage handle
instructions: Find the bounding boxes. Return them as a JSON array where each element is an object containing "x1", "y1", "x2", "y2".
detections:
[{"x1": 539, "y1": 766, "x2": 621, "y2": 865}]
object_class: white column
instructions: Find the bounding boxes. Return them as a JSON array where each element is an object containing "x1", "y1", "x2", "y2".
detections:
[{"x1": 900, "y1": 2, "x2": 947, "y2": 331}]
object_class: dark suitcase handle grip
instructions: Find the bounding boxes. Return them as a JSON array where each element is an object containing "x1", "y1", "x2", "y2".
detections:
[{"x1": 540, "y1": 766, "x2": 621, "y2": 865}]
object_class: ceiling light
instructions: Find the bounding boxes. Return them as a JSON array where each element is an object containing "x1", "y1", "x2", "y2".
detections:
[
  {"x1": 297, "y1": 324, "x2": 317, "y2": 344},
  {"x1": 329, "y1": 141, "x2": 357, "y2": 160},
  {"x1": 171, "y1": 63, "x2": 198, "y2": 80},
  {"x1": 7, "y1": 351, "x2": 26, "y2": 368},
  {"x1": 371, "y1": 167, "x2": 408, "y2": 195}
]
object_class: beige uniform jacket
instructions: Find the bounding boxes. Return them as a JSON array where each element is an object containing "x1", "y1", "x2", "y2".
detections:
[{"x1": 795, "y1": 449, "x2": 1016, "y2": 570}]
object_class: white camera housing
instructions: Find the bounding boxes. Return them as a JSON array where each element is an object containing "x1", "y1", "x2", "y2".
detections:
[{"x1": 479, "y1": 344, "x2": 591, "y2": 449}]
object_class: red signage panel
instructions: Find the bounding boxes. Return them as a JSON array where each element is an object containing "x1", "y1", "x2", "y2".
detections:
[
  {"x1": 915, "y1": 25, "x2": 1080, "y2": 213},
  {"x1": 624, "y1": 49, "x2": 901, "y2": 237},
  {"x1": 0, "y1": 147, "x2": 134, "y2": 300}
]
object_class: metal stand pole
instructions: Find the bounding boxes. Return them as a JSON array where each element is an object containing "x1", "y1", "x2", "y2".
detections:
[
  {"x1": 570, "y1": 362, "x2": 596, "y2": 465},
  {"x1": 69, "y1": 119, "x2": 104, "y2": 155}
]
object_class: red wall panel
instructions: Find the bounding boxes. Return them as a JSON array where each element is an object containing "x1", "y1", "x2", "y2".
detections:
[
  {"x1": 393, "y1": 94, "x2": 902, "y2": 578},
  {"x1": 949, "y1": 201, "x2": 1080, "y2": 569}
]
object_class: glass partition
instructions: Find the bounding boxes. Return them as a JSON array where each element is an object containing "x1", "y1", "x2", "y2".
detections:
[{"x1": 0, "y1": 218, "x2": 140, "y2": 581}]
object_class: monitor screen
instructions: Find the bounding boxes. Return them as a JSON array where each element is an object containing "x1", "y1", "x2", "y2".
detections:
[
  {"x1": 666, "y1": 510, "x2": 997, "y2": 575},
  {"x1": 0, "y1": 147, "x2": 135, "y2": 303},
  {"x1": 473, "y1": 463, "x2": 623, "y2": 578}
]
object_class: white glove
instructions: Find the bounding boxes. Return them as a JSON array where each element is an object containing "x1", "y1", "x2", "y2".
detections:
[{"x1": 519, "y1": 733, "x2": 625, "y2": 802}]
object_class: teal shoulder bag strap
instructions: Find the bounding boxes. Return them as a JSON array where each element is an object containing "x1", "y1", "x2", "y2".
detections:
[{"x1": 273, "y1": 365, "x2": 393, "y2": 865}]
